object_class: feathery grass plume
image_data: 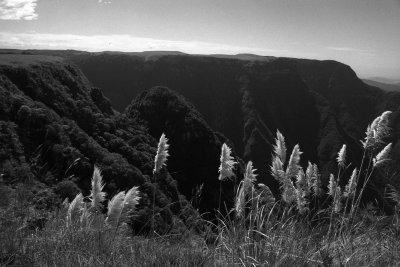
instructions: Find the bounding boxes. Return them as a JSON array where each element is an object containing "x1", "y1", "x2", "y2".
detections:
[
  {"x1": 373, "y1": 143, "x2": 392, "y2": 167},
  {"x1": 296, "y1": 188, "x2": 309, "y2": 214},
  {"x1": 285, "y1": 144, "x2": 302, "y2": 179},
  {"x1": 153, "y1": 133, "x2": 169, "y2": 174},
  {"x1": 105, "y1": 191, "x2": 126, "y2": 228},
  {"x1": 274, "y1": 130, "x2": 287, "y2": 163},
  {"x1": 363, "y1": 116, "x2": 381, "y2": 149},
  {"x1": 274, "y1": 144, "x2": 302, "y2": 205},
  {"x1": 327, "y1": 174, "x2": 337, "y2": 197},
  {"x1": 67, "y1": 193, "x2": 84, "y2": 226},
  {"x1": 363, "y1": 124, "x2": 374, "y2": 149},
  {"x1": 120, "y1": 186, "x2": 141, "y2": 220},
  {"x1": 235, "y1": 161, "x2": 257, "y2": 218},
  {"x1": 309, "y1": 163, "x2": 323, "y2": 197},
  {"x1": 295, "y1": 169, "x2": 309, "y2": 213},
  {"x1": 337, "y1": 144, "x2": 347, "y2": 168},
  {"x1": 218, "y1": 143, "x2": 237, "y2": 181},
  {"x1": 235, "y1": 182, "x2": 246, "y2": 218},
  {"x1": 296, "y1": 169, "x2": 307, "y2": 192},
  {"x1": 362, "y1": 111, "x2": 392, "y2": 149},
  {"x1": 89, "y1": 166, "x2": 106, "y2": 212},
  {"x1": 106, "y1": 187, "x2": 141, "y2": 228},
  {"x1": 244, "y1": 161, "x2": 257, "y2": 184},
  {"x1": 305, "y1": 162, "x2": 314, "y2": 195},
  {"x1": 344, "y1": 168, "x2": 358, "y2": 198},
  {"x1": 282, "y1": 176, "x2": 297, "y2": 204},
  {"x1": 328, "y1": 174, "x2": 342, "y2": 213},
  {"x1": 270, "y1": 156, "x2": 284, "y2": 181},
  {"x1": 376, "y1": 111, "x2": 392, "y2": 140}
]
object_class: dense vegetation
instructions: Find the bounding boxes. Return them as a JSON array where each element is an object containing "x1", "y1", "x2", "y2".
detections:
[{"x1": 0, "y1": 55, "x2": 209, "y2": 238}]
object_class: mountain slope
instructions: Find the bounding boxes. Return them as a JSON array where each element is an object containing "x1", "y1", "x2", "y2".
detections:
[
  {"x1": 65, "y1": 52, "x2": 400, "y2": 203},
  {"x1": 126, "y1": 86, "x2": 244, "y2": 214},
  {"x1": 0, "y1": 54, "x2": 217, "y2": 231}
]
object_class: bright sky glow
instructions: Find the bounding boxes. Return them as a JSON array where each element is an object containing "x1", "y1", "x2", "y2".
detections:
[{"x1": 0, "y1": 0, "x2": 399, "y2": 79}]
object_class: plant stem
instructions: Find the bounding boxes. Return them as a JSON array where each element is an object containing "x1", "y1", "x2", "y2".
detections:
[
  {"x1": 152, "y1": 173, "x2": 156, "y2": 235},
  {"x1": 219, "y1": 181, "x2": 222, "y2": 212}
]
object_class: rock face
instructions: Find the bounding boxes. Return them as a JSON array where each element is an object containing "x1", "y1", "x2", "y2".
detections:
[{"x1": 66, "y1": 52, "x2": 400, "y2": 187}]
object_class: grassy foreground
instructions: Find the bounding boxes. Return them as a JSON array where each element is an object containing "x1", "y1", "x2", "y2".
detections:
[{"x1": 1, "y1": 193, "x2": 399, "y2": 266}]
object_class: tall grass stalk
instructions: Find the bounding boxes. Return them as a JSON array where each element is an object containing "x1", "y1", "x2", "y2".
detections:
[{"x1": 152, "y1": 133, "x2": 170, "y2": 234}]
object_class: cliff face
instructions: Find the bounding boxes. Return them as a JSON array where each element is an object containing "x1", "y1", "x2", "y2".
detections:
[{"x1": 66, "y1": 53, "x2": 400, "y2": 188}]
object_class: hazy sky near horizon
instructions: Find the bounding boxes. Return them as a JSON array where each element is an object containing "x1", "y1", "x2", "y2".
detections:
[{"x1": 0, "y1": 0, "x2": 399, "y2": 79}]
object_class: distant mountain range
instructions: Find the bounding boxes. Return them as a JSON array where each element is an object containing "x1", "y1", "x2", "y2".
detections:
[
  {"x1": 1, "y1": 49, "x2": 399, "y2": 212},
  {"x1": 362, "y1": 78, "x2": 400, "y2": 92}
]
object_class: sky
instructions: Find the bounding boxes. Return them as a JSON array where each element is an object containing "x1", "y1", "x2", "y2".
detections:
[{"x1": 0, "y1": 0, "x2": 399, "y2": 80}]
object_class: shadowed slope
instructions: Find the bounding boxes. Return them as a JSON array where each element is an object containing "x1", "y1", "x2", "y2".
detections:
[
  {"x1": 126, "y1": 86, "x2": 244, "y2": 215},
  {"x1": 0, "y1": 54, "x2": 198, "y2": 232}
]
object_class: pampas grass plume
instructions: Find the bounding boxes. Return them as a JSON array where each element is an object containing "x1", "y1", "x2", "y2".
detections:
[
  {"x1": 337, "y1": 144, "x2": 347, "y2": 168},
  {"x1": 282, "y1": 178, "x2": 297, "y2": 204},
  {"x1": 153, "y1": 133, "x2": 170, "y2": 174},
  {"x1": 218, "y1": 143, "x2": 236, "y2": 181},
  {"x1": 374, "y1": 143, "x2": 392, "y2": 167},
  {"x1": 235, "y1": 184, "x2": 246, "y2": 218},
  {"x1": 308, "y1": 163, "x2": 323, "y2": 197},
  {"x1": 362, "y1": 111, "x2": 392, "y2": 149},
  {"x1": 121, "y1": 186, "x2": 141, "y2": 218},
  {"x1": 285, "y1": 144, "x2": 302, "y2": 179},
  {"x1": 295, "y1": 170, "x2": 309, "y2": 214},
  {"x1": 89, "y1": 166, "x2": 106, "y2": 211},
  {"x1": 344, "y1": 168, "x2": 357, "y2": 197},
  {"x1": 327, "y1": 174, "x2": 337, "y2": 197},
  {"x1": 244, "y1": 161, "x2": 257, "y2": 184},
  {"x1": 274, "y1": 130, "x2": 287, "y2": 164},
  {"x1": 296, "y1": 169, "x2": 307, "y2": 191},
  {"x1": 106, "y1": 186, "x2": 141, "y2": 228},
  {"x1": 67, "y1": 193, "x2": 84, "y2": 226},
  {"x1": 271, "y1": 156, "x2": 284, "y2": 181},
  {"x1": 295, "y1": 188, "x2": 309, "y2": 214},
  {"x1": 235, "y1": 161, "x2": 256, "y2": 218},
  {"x1": 106, "y1": 191, "x2": 126, "y2": 228}
]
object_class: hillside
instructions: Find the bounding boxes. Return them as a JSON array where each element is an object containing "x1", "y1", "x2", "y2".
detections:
[{"x1": 0, "y1": 54, "x2": 242, "y2": 231}]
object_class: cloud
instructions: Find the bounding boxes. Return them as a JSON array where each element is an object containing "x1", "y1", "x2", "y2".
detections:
[
  {"x1": 0, "y1": 32, "x2": 291, "y2": 56},
  {"x1": 0, "y1": 0, "x2": 38, "y2": 20}
]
